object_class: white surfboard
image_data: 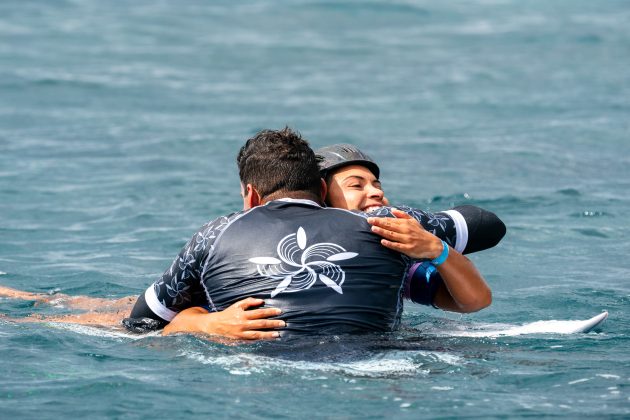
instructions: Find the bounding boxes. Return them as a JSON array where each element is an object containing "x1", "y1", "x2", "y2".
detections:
[{"x1": 436, "y1": 312, "x2": 609, "y2": 338}]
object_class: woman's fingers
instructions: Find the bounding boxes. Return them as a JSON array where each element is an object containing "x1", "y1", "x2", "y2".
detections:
[
  {"x1": 218, "y1": 298, "x2": 285, "y2": 341},
  {"x1": 241, "y1": 330, "x2": 281, "y2": 340},
  {"x1": 390, "y1": 208, "x2": 414, "y2": 220},
  {"x1": 368, "y1": 217, "x2": 408, "y2": 233},
  {"x1": 233, "y1": 297, "x2": 265, "y2": 310},
  {"x1": 247, "y1": 318, "x2": 286, "y2": 330},
  {"x1": 370, "y1": 224, "x2": 402, "y2": 241},
  {"x1": 244, "y1": 307, "x2": 283, "y2": 320},
  {"x1": 379, "y1": 239, "x2": 408, "y2": 253}
]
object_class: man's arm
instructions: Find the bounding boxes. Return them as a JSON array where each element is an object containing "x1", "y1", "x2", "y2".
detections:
[
  {"x1": 125, "y1": 213, "x2": 286, "y2": 338},
  {"x1": 371, "y1": 204, "x2": 506, "y2": 255},
  {"x1": 125, "y1": 216, "x2": 233, "y2": 330}
]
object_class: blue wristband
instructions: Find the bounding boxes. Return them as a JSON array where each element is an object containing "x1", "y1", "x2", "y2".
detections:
[
  {"x1": 424, "y1": 240, "x2": 449, "y2": 283},
  {"x1": 431, "y1": 240, "x2": 449, "y2": 267}
]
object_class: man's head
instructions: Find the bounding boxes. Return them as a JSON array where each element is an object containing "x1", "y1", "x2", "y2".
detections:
[{"x1": 237, "y1": 127, "x2": 325, "y2": 209}]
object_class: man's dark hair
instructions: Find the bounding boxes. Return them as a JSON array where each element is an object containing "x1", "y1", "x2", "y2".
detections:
[{"x1": 237, "y1": 127, "x2": 322, "y2": 202}]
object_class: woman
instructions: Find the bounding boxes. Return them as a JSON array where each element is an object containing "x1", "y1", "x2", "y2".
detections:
[{"x1": 317, "y1": 144, "x2": 503, "y2": 314}]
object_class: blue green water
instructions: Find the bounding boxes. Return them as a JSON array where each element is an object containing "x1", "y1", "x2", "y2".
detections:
[{"x1": 1, "y1": 0, "x2": 629, "y2": 417}]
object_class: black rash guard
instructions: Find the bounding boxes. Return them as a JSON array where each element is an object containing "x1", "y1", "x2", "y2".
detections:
[{"x1": 128, "y1": 199, "x2": 505, "y2": 335}]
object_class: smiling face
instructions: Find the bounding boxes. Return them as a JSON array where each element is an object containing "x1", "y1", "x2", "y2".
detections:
[{"x1": 325, "y1": 164, "x2": 385, "y2": 212}]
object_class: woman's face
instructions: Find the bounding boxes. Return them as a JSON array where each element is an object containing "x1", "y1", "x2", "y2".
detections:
[{"x1": 326, "y1": 164, "x2": 386, "y2": 212}]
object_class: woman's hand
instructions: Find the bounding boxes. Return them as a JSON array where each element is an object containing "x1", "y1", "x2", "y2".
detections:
[
  {"x1": 163, "y1": 297, "x2": 285, "y2": 340},
  {"x1": 368, "y1": 208, "x2": 443, "y2": 259}
]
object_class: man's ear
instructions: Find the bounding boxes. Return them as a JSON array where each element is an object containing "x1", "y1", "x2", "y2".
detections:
[
  {"x1": 244, "y1": 183, "x2": 262, "y2": 209},
  {"x1": 319, "y1": 178, "x2": 328, "y2": 204}
]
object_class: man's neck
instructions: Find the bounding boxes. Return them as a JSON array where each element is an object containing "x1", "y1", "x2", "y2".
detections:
[{"x1": 262, "y1": 190, "x2": 323, "y2": 205}]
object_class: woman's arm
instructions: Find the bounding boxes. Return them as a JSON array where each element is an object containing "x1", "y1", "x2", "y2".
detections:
[
  {"x1": 162, "y1": 298, "x2": 285, "y2": 339},
  {"x1": 367, "y1": 208, "x2": 493, "y2": 313},
  {"x1": 430, "y1": 250, "x2": 491, "y2": 312}
]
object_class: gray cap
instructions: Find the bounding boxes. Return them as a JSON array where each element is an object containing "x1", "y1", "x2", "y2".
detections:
[{"x1": 315, "y1": 144, "x2": 380, "y2": 179}]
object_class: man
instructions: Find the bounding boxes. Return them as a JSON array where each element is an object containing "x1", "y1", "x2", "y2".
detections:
[{"x1": 127, "y1": 128, "x2": 500, "y2": 337}]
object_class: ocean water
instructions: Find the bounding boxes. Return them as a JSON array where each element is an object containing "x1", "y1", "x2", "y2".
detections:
[{"x1": 1, "y1": 0, "x2": 629, "y2": 418}]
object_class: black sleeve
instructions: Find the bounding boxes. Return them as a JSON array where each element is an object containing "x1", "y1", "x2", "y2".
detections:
[
  {"x1": 406, "y1": 262, "x2": 444, "y2": 306},
  {"x1": 122, "y1": 292, "x2": 168, "y2": 333},
  {"x1": 392, "y1": 206, "x2": 460, "y2": 250},
  {"x1": 454, "y1": 205, "x2": 506, "y2": 254}
]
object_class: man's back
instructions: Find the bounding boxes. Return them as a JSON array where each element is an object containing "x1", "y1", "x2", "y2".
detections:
[
  {"x1": 147, "y1": 199, "x2": 410, "y2": 336},
  {"x1": 204, "y1": 199, "x2": 408, "y2": 335}
]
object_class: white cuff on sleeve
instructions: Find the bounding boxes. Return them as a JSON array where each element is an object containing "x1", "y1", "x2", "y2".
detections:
[
  {"x1": 443, "y1": 209, "x2": 468, "y2": 254},
  {"x1": 144, "y1": 286, "x2": 177, "y2": 321}
]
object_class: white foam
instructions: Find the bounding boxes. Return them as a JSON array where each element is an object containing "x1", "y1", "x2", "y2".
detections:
[
  {"x1": 568, "y1": 378, "x2": 591, "y2": 385},
  {"x1": 336, "y1": 357, "x2": 421, "y2": 375},
  {"x1": 597, "y1": 374, "x2": 621, "y2": 380},
  {"x1": 180, "y1": 349, "x2": 459, "y2": 377},
  {"x1": 228, "y1": 369, "x2": 252, "y2": 376},
  {"x1": 47, "y1": 322, "x2": 159, "y2": 340},
  {"x1": 0, "y1": 271, "x2": 6, "y2": 275}
]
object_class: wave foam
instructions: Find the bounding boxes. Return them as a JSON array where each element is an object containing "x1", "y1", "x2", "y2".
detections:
[
  {"x1": 46, "y1": 322, "x2": 159, "y2": 340},
  {"x1": 181, "y1": 348, "x2": 462, "y2": 377}
]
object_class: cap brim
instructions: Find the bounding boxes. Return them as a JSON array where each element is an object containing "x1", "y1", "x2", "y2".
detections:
[{"x1": 320, "y1": 160, "x2": 380, "y2": 179}]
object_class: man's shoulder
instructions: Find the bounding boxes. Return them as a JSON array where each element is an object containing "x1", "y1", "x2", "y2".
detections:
[
  {"x1": 342, "y1": 206, "x2": 398, "y2": 219},
  {"x1": 192, "y1": 210, "x2": 250, "y2": 244},
  {"x1": 200, "y1": 210, "x2": 246, "y2": 230},
  {"x1": 362, "y1": 205, "x2": 437, "y2": 220}
]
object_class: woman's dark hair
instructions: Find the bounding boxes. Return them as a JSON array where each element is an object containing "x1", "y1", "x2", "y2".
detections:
[{"x1": 237, "y1": 127, "x2": 321, "y2": 200}]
